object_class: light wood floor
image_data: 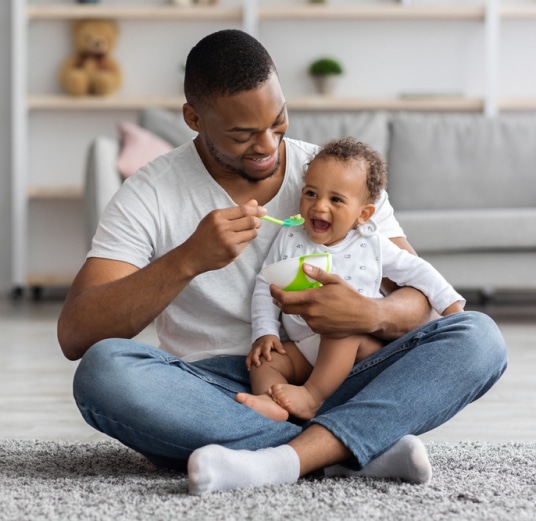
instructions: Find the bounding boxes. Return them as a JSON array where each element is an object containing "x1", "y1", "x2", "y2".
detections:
[{"x1": 0, "y1": 297, "x2": 534, "y2": 443}]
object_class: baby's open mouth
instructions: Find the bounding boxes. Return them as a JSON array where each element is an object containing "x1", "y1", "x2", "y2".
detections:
[{"x1": 311, "y1": 219, "x2": 331, "y2": 232}]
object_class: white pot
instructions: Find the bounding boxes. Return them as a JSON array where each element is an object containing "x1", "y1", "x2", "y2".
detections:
[{"x1": 312, "y1": 75, "x2": 339, "y2": 95}]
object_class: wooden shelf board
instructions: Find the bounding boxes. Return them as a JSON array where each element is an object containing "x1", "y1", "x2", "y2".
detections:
[
  {"x1": 28, "y1": 95, "x2": 186, "y2": 111},
  {"x1": 27, "y1": 4, "x2": 242, "y2": 21},
  {"x1": 499, "y1": 98, "x2": 536, "y2": 110},
  {"x1": 259, "y1": 5, "x2": 485, "y2": 21},
  {"x1": 27, "y1": 186, "x2": 83, "y2": 200},
  {"x1": 26, "y1": 3, "x2": 490, "y2": 22},
  {"x1": 286, "y1": 95, "x2": 484, "y2": 112},
  {"x1": 26, "y1": 274, "x2": 75, "y2": 288},
  {"x1": 28, "y1": 94, "x2": 483, "y2": 112},
  {"x1": 501, "y1": 5, "x2": 536, "y2": 19}
]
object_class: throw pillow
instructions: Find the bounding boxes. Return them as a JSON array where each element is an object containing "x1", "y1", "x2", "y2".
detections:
[{"x1": 116, "y1": 121, "x2": 173, "y2": 179}]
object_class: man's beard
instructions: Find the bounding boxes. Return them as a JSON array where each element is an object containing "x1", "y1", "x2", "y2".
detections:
[{"x1": 205, "y1": 137, "x2": 282, "y2": 184}]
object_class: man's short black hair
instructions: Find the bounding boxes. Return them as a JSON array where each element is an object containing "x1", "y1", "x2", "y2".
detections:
[{"x1": 184, "y1": 29, "x2": 276, "y2": 108}]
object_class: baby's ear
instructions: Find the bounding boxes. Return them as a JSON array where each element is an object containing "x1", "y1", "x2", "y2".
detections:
[{"x1": 356, "y1": 203, "x2": 376, "y2": 224}]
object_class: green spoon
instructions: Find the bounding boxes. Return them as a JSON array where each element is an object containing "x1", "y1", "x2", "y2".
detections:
[{"x1": 261, "y1": 214, "x2": 305, "y2": 227}]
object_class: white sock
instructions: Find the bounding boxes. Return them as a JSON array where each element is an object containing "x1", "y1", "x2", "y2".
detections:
[
  {"x1": 188, "y1": 444, "x2": 301, "y2": 495},
  {"x1": 324, "y1": 435, "x2": 432, "y2": 484}
]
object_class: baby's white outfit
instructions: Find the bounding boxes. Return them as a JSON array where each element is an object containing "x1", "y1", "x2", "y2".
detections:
[{"x1": 251, "y1": 221, "x2": 465, "y2": 366}]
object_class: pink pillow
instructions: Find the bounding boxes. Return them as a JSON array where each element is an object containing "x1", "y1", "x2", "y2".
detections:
[{"x1": 116, "y1": 121, "x2": 174, "y2": 179}]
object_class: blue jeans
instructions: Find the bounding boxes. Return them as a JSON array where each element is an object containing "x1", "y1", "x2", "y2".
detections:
[{"x1": 73, "y1": 311, "x2": 507, "y2": 469}]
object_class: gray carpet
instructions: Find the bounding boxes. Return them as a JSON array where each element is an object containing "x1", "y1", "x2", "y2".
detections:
[{"x1": 1, "y1": 440, "x2": 535, "y2": 521}]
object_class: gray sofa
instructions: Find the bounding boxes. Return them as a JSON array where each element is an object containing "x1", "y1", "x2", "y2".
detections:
[{"x1": 85, "y1": 108, "x2": 536, "y2": 294}]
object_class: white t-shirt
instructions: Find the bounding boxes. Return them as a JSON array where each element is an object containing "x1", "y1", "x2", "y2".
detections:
[{"x1": 88, "y1": 138, "x2": 405, "y2": 361}]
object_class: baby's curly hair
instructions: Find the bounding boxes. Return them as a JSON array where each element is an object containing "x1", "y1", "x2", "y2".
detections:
[
  {"x1": 314, "y1": 137, "x2": 387, "y2": 203},
  {"x1": 184, "y1": 29, "x2": 276, "y2": 108}
]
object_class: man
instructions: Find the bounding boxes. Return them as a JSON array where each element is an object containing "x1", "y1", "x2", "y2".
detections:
[{"x1": 58, "y1": 29, "x2": 507, "y2": 495}]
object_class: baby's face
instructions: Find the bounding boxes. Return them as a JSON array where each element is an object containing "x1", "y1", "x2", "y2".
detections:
[{"x1": 300, "y1": 157, "x2": 370, "y2": 247}]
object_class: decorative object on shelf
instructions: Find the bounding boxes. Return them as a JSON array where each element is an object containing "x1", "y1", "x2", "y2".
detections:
[
  {"x1": 308, "y1": 57, "x2": 343, "y2": 95},
  {"x1": 59, "y1": 20, "x2": 122, "y2": 96}
]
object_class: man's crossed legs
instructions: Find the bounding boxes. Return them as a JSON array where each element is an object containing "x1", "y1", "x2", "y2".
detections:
[{"x1": 73, "y1": 312, "x2": 507, "y2": 495}]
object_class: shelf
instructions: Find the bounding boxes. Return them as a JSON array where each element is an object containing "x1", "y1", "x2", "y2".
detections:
[
  {"x1": 28, "y1": 94, "x2": 484, "y2": 112},
  {"x1": 27, "y1": 186, "x2": 83, "y2": 200},
  {"x1": 286, "y1": 95, "x2": 483, "y2": 112},
  {"x1": 499, "y1": 98, "x2": 536, "y2": 111},
  {"x1": 25, "y1": 3, "x2": 536, "y2": 23},
  {"x1": 258, "y1": 5, "x2": 486, "y2": 21},
  {"x1": 26, "y1": 273, "x2": 76, "y2": 288},
  {"x1": 501, "y1": 5, "x2": 536, "y2": 19},
  {"x1": 28, "y1": 95, "x2": 185, "y2": 111},
  {"x1": 27, "y1": 4, "x2": 242, "y2": 21},
  {"x1": 13, "y1": 0, "x2": 526, "y2": 293}
]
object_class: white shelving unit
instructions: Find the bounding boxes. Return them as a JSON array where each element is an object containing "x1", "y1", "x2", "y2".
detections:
[
  {"x1": 10, "y1": 1, "x2": 534, "y2": 297},
  {"x1": 11, "y1": 1, "x2": 246, "y2": 297}
]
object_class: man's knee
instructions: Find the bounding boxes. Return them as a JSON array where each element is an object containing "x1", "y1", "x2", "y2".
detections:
[
  {"x1": 459, "y1": 311, "x2": 506, "y2": 356},
  {"x1": 454, "y1": 311, "x2": 508, "y2": 385},
  {"x1": 73, "y1": 338, "x2": 132, "y2": 405}
]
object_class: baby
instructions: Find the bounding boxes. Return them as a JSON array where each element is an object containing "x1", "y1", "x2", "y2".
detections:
[{"x1": 236, "y1": 137, "x2": 465, "y2": 421}]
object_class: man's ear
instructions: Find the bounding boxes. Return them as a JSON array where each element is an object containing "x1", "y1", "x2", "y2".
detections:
[
  {"x1": 183, "y1": 103, "x2": 201, "y2": 132},
  {"x1": 356, "y1": 204, "x2": 376, "y2": 225}
]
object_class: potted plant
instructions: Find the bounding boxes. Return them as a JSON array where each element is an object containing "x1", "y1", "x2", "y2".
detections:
[{"x1": 308, "y1": 57, "x2": 343, "y2": 95}]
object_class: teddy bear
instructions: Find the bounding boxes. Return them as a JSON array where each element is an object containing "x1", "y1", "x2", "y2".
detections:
[{"x1": 59, "y1": 19, "x2": 122, "y2": 96}]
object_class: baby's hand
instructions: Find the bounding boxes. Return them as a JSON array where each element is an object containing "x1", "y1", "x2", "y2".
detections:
[{"x1": 246, "y1": 335, "x2": 286, "y2": 370}]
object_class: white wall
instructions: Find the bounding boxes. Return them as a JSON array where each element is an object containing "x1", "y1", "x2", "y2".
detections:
[{"x1": 0, "y1": 1, "x2": 11, "y2": 295}]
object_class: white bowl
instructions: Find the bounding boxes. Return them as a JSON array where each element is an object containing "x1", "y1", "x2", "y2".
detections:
[{"x1": 262, "y1": 252, "x2": 332, "y2": 291}]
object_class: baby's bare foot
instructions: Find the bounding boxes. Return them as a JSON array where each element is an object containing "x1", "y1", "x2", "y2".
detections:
[
  {"x1": 235, "y1": 392, "x2": 289, "y2": 422},
  {"x1": 270, "y1": 384, "x2": 322, "y2": 420}
]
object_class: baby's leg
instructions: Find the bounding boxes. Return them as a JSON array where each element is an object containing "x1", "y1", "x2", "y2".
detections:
[
  {"x1": 354, "y1": 334, "x2": 385, "y2": 362},
  {"x1": 235, "y1": 342, "x2": 312, "y2": 422},
  {"x1": 271, "y1": 334, "x2": 382, "y2": 420}
]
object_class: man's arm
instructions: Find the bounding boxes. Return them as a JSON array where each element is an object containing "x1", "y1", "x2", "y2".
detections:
[
  {"x1": 270, "y1": 236, "x2": 434, "y2": 341},
  {"x1": 58, "y1": 202, "x2": 266, "y2": 361}
]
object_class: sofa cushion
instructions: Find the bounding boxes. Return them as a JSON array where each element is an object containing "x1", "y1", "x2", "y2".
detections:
[
  {"x1": 387, "y1": 113, "x2": 536, "y2": 211},
  {"x1": 397, "y1": 208, "x2": 536, "y2": 253},
  {"x1": 287, "y1": 111, "x2": 390, "y2": 159},
  {"x1": 139, "y1": 107, "x2": 196, "y2": 147}
]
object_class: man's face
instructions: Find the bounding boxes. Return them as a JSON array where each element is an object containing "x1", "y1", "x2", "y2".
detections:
[{"x1": 192, "y1": 73, "x2": 289, "y2": 184}]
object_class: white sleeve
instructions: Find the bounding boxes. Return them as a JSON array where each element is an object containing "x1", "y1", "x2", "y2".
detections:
[
  {"x1": 88, "y1": 171, "x2": 158, "y2": 268},
  {"x1": 374, "y1": 190, "x2": 406, "y2": 239},
  {"x1": 380, "y1": 236, "x2": 466, "y2": 313},
  {"x1": 250, "y1": 230, "x2": 287, "y2": 343}
]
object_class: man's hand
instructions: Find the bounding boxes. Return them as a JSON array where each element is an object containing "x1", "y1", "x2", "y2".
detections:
[
  {"x1": 183, "y1": 199, "x2": 267, "y2": 276},
  {"x1": 246, "y1": 335, "x2": 287, "y2": 370},
  {"x1": 271, "y1": 263, "x2": 369, "y2": 339}
]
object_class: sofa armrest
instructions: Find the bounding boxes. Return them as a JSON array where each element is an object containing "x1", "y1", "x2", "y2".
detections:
[{"x1": 84, "y1": 136, "x2": 121, "y2": 250}]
